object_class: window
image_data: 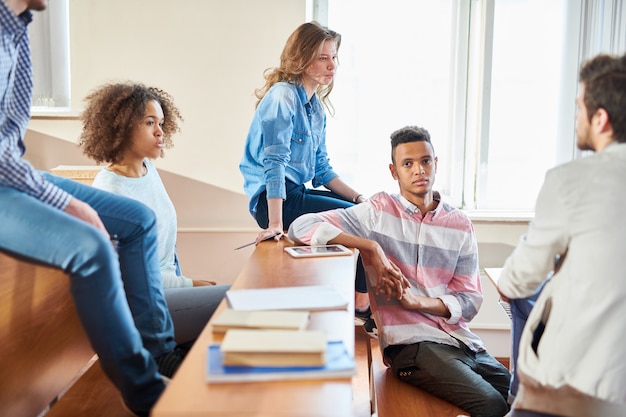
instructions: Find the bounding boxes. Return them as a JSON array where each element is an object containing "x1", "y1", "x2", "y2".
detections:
[
  {"x1": 470, "y1": 0, "x2": 579, "y2": 210},
  {"x1": 315, "y1": 0, "x2": 624, "y2": 212},
  {"x1": 29, "y1": 0, "x2": 70, "y2": 112}
]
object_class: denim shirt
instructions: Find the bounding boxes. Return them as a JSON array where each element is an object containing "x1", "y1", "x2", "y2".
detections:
[{"x1": 239, "y1": 82, "x2": 338, "y2": 216}]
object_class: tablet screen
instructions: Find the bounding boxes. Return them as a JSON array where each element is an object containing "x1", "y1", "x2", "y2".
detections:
[{"x1": 284, "y1": 245, "x2": 352, "y2": 258}]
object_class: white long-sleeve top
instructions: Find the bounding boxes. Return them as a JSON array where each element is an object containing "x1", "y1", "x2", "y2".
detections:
[
  {"x1": 92, "y1": 159, "x2": 192, "y2": 288},
  {"x1": 499, "y1": 142, "x2": 626, "y2": 412}
]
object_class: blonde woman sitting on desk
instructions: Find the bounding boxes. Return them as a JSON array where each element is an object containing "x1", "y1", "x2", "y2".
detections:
[{"x1": 79, "y1": 81, "x2": 229, "y2": 345}]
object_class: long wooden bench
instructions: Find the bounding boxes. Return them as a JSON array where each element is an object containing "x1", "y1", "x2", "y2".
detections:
[{"x1": 367, "y1": 335, "x2": 469, "y2": 417}]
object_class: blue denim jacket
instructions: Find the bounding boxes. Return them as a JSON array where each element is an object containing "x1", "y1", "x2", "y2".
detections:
[{"x1": 239, "y1": 82, "x2": 338, "y2": 216}]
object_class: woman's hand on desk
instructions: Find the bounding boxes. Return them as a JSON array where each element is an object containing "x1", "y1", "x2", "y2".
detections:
[{"x1": 255, "y1": 229, "x2": 284, "y2": 245}]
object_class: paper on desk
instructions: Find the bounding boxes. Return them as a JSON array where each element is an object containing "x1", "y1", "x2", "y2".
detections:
[{"x1": 226, "y1": 285, "x2": 349, "y2": 311}]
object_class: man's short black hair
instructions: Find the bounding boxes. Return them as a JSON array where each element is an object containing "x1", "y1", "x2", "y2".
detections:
[{"x1": 390, "y1": 126, "x2": 433, "y2": 163}]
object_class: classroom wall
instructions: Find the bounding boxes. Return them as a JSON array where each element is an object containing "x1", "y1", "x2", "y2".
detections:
[
  {"x1": 24, "y1": 0, "x2": 525, "y2": 357},
  {"x1": 28, "y1": 0, "x2": 307, "y2": 194}
]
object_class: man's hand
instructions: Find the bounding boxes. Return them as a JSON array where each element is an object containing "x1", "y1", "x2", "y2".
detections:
[
  {"x1": 378, "y1": 260, "x2": 411, "y2": 300},
  {"x1": 360, "y1": 242, "x2": 410, "y2": 301},
  {"x1": 64, "y1": 197, "x2": 108, "y2": 235},
  {"x1": 397, "y1": 291, "x2": 451, "y2": 319}
]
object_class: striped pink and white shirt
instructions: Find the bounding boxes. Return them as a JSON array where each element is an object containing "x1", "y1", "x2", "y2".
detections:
[{"x1": 289, "y1": 191, "x2": 485, "y2": 353}]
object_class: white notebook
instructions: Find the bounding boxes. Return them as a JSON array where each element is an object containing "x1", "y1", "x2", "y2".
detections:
[
  {"x1": 210, "y1": 309, "x2": 310, "y2": 333},
  {"x1": 226, "y1": 285, "x2": 349, "y2": 312}
]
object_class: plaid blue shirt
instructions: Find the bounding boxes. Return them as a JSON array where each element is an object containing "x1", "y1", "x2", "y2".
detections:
[{"x1": 0, "y1": 2, "x2": 70, "y2": 209}]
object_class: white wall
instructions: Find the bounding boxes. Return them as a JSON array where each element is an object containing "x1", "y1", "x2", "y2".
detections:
[{"x1": 29, "y1": 0, "x2": 307, "y2": 194}]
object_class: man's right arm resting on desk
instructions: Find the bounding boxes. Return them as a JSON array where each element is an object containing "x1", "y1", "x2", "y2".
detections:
[{"x1": 288, "y1": 208, "x2": 410, "y2": 303}]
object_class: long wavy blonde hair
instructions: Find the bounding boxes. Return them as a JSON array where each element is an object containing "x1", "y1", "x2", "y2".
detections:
[{"x1": 255, "y1": 21, "x2": 341, "y2": 116}]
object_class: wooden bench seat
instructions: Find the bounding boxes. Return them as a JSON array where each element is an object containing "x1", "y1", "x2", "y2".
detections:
[
  {"x1": 367, "y1": 335, "x2": 469, "y2": 417},
  {"x1": 45, "y1": 357, "x2": 135, "y2": 417},
  {"x1": 0, "y1": 250, "x2": 133, "y2": 417},
  {"x1": 0, "y1": 250, "x2": 95, "y2": 416}
]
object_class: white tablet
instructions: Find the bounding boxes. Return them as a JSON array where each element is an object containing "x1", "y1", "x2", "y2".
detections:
[{"x1": 284, "y1": 244, "x2": 352, "y2": 258}]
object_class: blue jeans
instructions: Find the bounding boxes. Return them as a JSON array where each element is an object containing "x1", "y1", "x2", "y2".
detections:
[
  {"x1": 255, "y1": 179, "x2": 367, "y2": 293},
  {"x1": 386, "y1": 341, "x2": 511, "y2": 417},
  {"x1": 0, "y1": 173, "x2": 175, "y2": 413},
  {"x1": 509, "y1": 281, "x2": 547, "y2": 403},
  {"x1": 254, "y1": 179, "x2": 354, "y2": 229}
]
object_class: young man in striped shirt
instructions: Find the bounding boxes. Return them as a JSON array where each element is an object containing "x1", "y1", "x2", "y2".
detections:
[{"x1": 289, "y1": 125, "x2": 510, "y2": 417}]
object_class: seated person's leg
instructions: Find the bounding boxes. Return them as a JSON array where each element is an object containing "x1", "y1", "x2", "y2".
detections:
[
  {"x1": 168, "y1": 247, "x2": 228, "y2": 344},
  {"x1": 354, "y1": 255, "x2": 370, "y2": 314},
  {"x1": 45, "y1": 173, "x2": 177, "y2": 357},
  {"x1": 474, "y1": 349, "x2": 513, "y2": 404},
  {"x1": 386, "y1": 342, "x2": 510, "y2": 417},
  {"x1": 165, "y1": 284, "x2": 230, "y2": 345},
  {"x1": 0, "y1": 183, "x2": 164, "y2": 414},
  {"x1": 509, "y1": 281, "x2": 547, "y2": 403},
  {"x1": 282, "y1": 180, "x2": 354, "y2": 227}
]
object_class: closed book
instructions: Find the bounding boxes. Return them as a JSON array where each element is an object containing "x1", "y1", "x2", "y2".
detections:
[
  {"x1": 211, "y1": 309, "x2": 310, "y2": 334},
  {"x1": 220, "y1": 329, "x2": 326, "y2": 367},
  {"x1": 206, "y1": 340, "x2": 356, "y2": 383}
]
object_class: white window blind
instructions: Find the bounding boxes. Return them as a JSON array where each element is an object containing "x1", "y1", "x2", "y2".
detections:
[{"x1": 29, "y1": 0, "x2": 70, "y2": 112}]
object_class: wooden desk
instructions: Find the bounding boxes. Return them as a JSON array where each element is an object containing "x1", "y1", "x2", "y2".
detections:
[{"x1": 152, "y1": 239, "x2": 357, "y2": 417}]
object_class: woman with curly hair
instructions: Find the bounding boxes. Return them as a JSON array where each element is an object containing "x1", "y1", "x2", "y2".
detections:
[
  {"x1": 79, "y1": 82, "x2": 229, "y2": 344},
  {"x1": 239, "y1": 21, "x2": 369, "y2": 314}
]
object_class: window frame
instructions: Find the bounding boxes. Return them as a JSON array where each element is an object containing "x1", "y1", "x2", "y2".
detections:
[{"x1": 314, "y1": 0, "x2": 624, "y2": 215}]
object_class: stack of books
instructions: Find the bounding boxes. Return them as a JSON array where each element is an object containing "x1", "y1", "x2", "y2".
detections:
[{"x1": 205, "y1": 285, "x2": 356, "y2": 383}]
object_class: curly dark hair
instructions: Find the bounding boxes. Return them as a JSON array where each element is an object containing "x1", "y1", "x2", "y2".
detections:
[{"x1": 79, "y1": 82, "x2": 183, "y2": 164}]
